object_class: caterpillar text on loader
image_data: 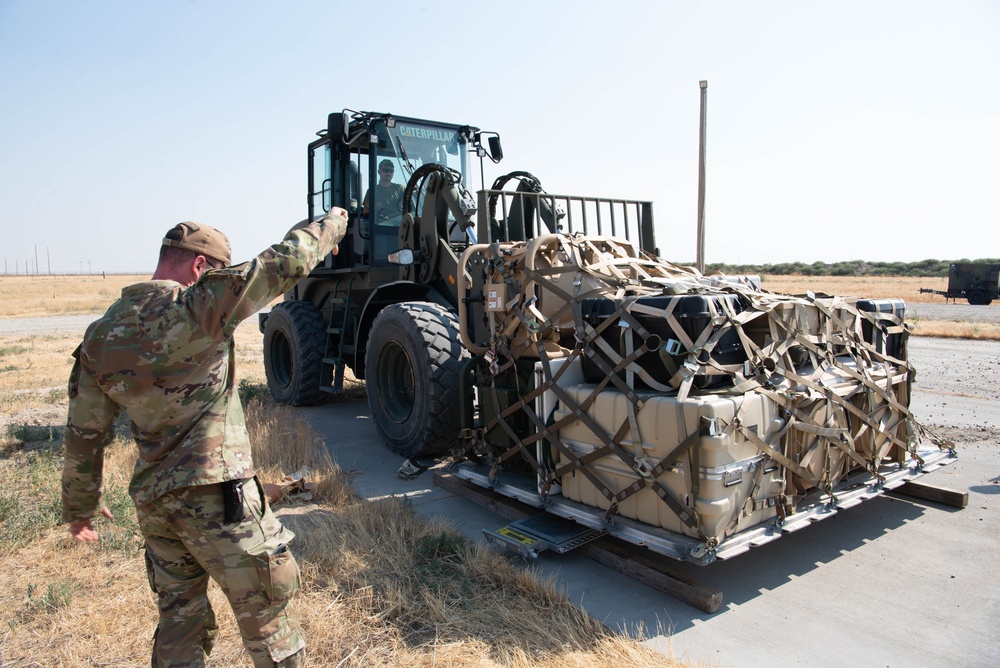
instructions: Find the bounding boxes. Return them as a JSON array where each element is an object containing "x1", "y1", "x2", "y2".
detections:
[{"x1": 262, "y1": 109, "x2": 956, "y2": 567}]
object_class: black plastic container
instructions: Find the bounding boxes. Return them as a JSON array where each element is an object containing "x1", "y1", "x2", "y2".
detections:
[
  {"x1": 857, "y1": 298, "x2": 906, "y2": 360},
  {"x1": 580, "y1": 294, "x2": 748, "y2": 390}
]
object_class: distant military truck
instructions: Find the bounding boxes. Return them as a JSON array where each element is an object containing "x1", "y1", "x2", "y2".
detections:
[{"x1": 920, "y1": 263, "x2": 999, "y2": 305}]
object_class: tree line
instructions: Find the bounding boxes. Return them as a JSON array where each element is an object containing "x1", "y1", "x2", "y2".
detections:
[{"x1": 704, "y1": 258, "x2": 1000, "y2": 277}]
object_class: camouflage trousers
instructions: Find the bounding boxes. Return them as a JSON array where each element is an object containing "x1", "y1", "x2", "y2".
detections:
[{"x1": 136, "y1": 477, "x2": 306, "y2": 667}]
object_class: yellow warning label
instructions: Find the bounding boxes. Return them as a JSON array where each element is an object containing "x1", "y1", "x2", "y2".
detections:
[{"x1": 496, "y1": 527, "x2": 536, "y2": 545}]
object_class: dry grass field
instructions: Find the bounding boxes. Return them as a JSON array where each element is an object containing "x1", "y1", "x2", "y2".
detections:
[
  {"x1": 758, "y1": 275, "x2": 945, "y2": 302},
  {"x1": 0, "y1": 273, "x2": 151, "y2": 317}
]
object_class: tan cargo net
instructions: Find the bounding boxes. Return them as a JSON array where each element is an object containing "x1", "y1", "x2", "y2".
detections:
[{"x1": 457, "y1": 234, "x2": 952, "y2": 547}]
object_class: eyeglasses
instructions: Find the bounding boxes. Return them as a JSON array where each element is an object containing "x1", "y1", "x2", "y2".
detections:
[{"x1": 379, "y1": 168, "x2": 394, "y2": 173}]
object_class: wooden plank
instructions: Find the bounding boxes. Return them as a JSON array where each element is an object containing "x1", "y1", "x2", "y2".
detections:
[
  {"x1": 433, "y1": 471, "x2": 540, "y2": 523},
  {"x1": 433, "y1": 472, "x2": 723, "y2": 613},
  {"x1": 576, "y1": 537, "x2": 722, "y2": 613},
  {"x1": 890, "y1": 480, "x2": 968, "y2": 508}
]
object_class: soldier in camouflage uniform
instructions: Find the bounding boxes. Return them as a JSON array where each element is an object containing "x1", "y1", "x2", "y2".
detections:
[{"x1": 62, "y1": 208, "x2": 348, "y2": 667}]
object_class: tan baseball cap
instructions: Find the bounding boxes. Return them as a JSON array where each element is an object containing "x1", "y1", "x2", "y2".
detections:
[{"x1": 162, "y1": 222, "x2": 232, "y2": 267}]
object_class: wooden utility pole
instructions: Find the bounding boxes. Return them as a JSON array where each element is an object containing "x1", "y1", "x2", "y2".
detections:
[{"x1": 696, "y1": 80, "x2": 708, "y2": 273}]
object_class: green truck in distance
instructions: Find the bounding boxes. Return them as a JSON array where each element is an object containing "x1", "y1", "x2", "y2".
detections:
[{"x1": 920, "y1": 263, "x2": 1000, "y2": 305}]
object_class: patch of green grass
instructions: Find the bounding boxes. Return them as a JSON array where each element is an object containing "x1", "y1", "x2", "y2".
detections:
[
  {"x1": 26, "y1": 447, "x2": 62, "y2": 486},
  {"x1": 0, "y1": 344, "x2": 30, "y2": 358},
  {"x1": 7, "y1": 424, "x2": 60, "y2": 443},
  {"x1": 17, "y1": 580, "x2": 79, "y2": 623},
  {"x1": 238, "y1": 378, "x2": 271, "y2": 405},
  {"x1": 0, "y1": 442, "x2": 144, "y2": 557},
  {"x1": 99, "y1": 480, "x2": 142, "y2": 555},
  {"x1": 0, "y1": 500, "x2": 61, "y2": 554},
  {"x1": 0, "y1": 447, "x2": 63, "y2": 554},
  {"x1": 0, "y1": 490, "x2": 18, "y2": 522},
  {"x1": 412, "y1": 530, "x2": 469, "y2": 592}
]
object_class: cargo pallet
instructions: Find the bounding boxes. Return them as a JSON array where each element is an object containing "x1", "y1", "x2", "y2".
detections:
[{"x1": 434, "y1": 443, "x2": 957, "y2": 612}]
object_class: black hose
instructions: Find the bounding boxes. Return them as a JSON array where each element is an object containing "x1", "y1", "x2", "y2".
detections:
[
  {"x1": 487, "y1": 171, "x2": 543, "y2": 221},
  {"x1": 403, "y1": 164, "x2": 462, "y2": 216}
]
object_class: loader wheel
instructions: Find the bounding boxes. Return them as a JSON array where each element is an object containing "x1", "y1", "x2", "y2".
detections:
[
  {"x1": 967, "y1": 290, "x2": 987, "y2": 306},
  {"x1": 365, "y1": 302, "x2": 469, "y2": 459},
  {"x1": 263, "y1": 301, "x2": 327, "y2": 405}
]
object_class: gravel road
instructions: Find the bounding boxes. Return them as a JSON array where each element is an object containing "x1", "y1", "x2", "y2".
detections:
[
  {"x1": 0, "y1": 314, "x2": 98, "y2": 335},
  {"x1": 907, "y1": 302, "x2": 1000, "y2": 323}
]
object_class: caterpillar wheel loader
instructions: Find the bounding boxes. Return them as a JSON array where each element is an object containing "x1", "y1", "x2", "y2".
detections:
[{"x1": 260, "y1": 109, "x2": 654, "y2": 460}]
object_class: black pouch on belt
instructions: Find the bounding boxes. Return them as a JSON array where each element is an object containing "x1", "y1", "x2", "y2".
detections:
[{"x1": 222, "y1": 479, "x2": 246, "y2": 524}]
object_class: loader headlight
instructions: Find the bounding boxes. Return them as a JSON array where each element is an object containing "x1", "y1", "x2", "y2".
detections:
[{"x1": 388, "y1": 249, "x2": 415, "y2": 266}]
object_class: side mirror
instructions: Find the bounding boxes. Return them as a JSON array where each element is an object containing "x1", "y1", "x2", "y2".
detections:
[
  {"x1": 342, "y1": 111, "x2": 352, "y2": 137},
  {"x1": 488, "y1": 136, "x2": 503, "y2": 162},
  {"x1": 474, "y1": 132, "x2": 503, "y2": 164}
]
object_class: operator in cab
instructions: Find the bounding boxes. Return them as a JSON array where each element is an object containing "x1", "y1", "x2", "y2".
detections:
[{"x1": 362, "y1": 159, "x2": 405, "y2": 222}]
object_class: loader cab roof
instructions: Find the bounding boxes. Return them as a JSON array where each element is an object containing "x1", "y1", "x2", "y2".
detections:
[{"x1": 329, "y1": 111, "x2": 479, "y2": 189}]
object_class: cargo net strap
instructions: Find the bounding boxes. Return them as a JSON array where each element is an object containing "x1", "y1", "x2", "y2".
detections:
[{"x1": 461, "y1": 234, "x2": 953, "y2": 544}]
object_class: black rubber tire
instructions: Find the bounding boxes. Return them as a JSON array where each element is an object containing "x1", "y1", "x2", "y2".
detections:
[
  {"x1": 263, "y1": 301, "x2": 327, "y2": 405},
  {"x1": 365, "y1": 302, "x2": 469, "y2": 458},
  {"x1": 967, "y1": 290, "x2": 987, "y2": 306}
]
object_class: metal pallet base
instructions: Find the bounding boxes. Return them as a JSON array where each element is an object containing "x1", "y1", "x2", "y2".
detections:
[{"x1": 449, "y1": 445, "x2": 957, "y2": 565}]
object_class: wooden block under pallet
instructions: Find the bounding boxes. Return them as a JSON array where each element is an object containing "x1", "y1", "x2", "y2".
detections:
[
  {"x1": 433, "y1": 472, "x2": 723, "y2": 614},
  {"x1": 889, "y1": 479, "x2": 969, "y2": 508}
]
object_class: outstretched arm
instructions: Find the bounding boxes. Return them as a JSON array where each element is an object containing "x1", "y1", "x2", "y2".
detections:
[{"x1": 187, "y1": 207, "x2": 349, "y2": 339}]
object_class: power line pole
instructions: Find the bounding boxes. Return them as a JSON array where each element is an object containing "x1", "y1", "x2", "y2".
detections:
[{"x1": 696, "y1": 80, "x2": 708, "y2": 274}]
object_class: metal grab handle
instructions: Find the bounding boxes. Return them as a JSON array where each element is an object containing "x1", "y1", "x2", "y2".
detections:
[{"x1": 457, "y1": 243, "x2": 494, "y2": 355}]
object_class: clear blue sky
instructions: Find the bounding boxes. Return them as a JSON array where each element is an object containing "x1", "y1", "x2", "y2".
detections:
[{"x1": 1, "y1": 0, "x2": 997, "y2": 274}]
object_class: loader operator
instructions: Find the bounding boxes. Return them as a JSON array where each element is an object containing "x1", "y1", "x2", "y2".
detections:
[
  {"x1": 61, "y1": 208, "x2": 348, "y2": 667},
  {"x1": 362, "y1": 158, "x2": 405, "y2": 222}
]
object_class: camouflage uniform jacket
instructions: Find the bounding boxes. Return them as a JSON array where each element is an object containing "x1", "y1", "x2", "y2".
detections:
[{"x1": 62, "y1": 213, "x2": 346, "y2": 523}]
